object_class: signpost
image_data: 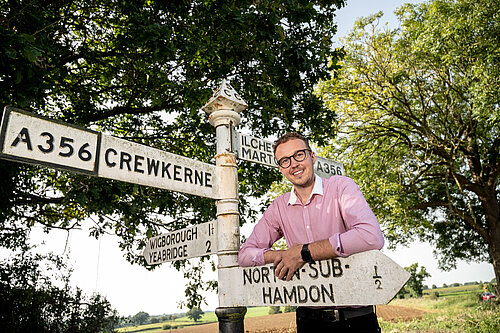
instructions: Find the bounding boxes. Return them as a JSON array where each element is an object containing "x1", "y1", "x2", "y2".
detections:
[
  {"x1": 0, "y1": 81, "x2": 409, "y2": 333},
  {"x1": 142, "y1": 221, "x2": 217, "y2": 265},
  {"x1": 236, "y1": 132, "x2": 345, "y2": 178},
  {"x1": 219, "y1": 250, "x2": 410, "y2": 307}
]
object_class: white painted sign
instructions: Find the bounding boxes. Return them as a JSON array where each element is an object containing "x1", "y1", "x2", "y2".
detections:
[
  {"x1": 0, "y1": 107, "x2": 100, "y2": 175},
  {"x1": 219, "y1": 250, "x2": 409, "y2": 307},
  {"x1": 0, "y1": 107, "x2": 218, "y2": 198},
  {"x1": 142, "y1": 221, "x2": 217, "y2": 265},
  {"x1": 237, "y1": 132, "x2": 275, "y2": 168},
  {"x1": 98, "y1": 135, "x2": 217, "y2": 199},
  {"x1": 315, "y1": 156, "x2": 345, "y2": 178},
  {"x1": 236, "y1": 132, "x2": 345, "y2": 178}
]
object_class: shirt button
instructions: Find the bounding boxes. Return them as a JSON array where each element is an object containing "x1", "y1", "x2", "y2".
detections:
[{"x1": 306, "y1": 226, "x2": 310, "y2": 229}]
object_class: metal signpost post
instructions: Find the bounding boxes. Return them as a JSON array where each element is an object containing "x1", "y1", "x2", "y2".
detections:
[
  {"x1": 202, "y1": 80, "x2": 247, "y2": 333},
  {"x1": 0, "y1": 80, "x2": 410, "y2": 333}
]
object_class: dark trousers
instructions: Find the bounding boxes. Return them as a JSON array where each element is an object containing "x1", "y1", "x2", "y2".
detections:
[{"x1": 296, "y1": 306, "x2": 381, "y2": 333}]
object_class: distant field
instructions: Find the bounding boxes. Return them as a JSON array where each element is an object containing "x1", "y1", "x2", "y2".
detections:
[
  {"x1": 117, "y1": 307, "x2": 271, "y2": 333},
  {"x1": 118, "y1": 284, "x2": 497, "y2": 333},
  {"x1": 422, "y1": 284, "x2": 484, "y2": 297}
]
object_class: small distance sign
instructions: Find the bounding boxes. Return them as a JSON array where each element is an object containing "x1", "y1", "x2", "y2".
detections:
[
  {"x1": 143, "y1": 221, "x2": 217, "y2": 265},
  {"x1": 0, "y1": 107, "x2": 100, "y2": 174}
]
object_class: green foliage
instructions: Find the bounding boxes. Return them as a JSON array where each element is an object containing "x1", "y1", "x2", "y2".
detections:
[
  {"x1": 186, "y1": 307, "x2": 203, "y2": 322},
  {"x1": 0, "y1": 251, "x2": 118, "y2": 332},
  {"x1": 268, "y1": 306, "x2": 281, "y2": 314},
  {"x1": 283, "y1": 305, "x2": 297, "y2": 313},
  {"x1": 398, "y1": 263, "x2": 431, "y2": 298},
  {"x1": 0, "y1": 0, "x2": 346, "y2": 309},
  {"x1": 315, "y1": 0, "x2": 500, "y2": 283},
  {"x1": 383, "y1": 294, "x2": 500, "y2": 332},
  {"x1": 132, "y1": 311, "x2": 150, "y2": 325}
]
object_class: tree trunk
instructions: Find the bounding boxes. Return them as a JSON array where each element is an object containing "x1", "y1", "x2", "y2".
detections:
[
  {"x1": 490, "y1": 227, "x2": 500, "y2": 295},
  {"x1": 485, "y1": 189, "x2": 500, "y2": 295}
]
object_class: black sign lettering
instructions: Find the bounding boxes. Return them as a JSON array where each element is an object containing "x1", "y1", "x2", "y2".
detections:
[
  {"x1": 120, "y1": 151, "x2": 132, "y2": 171},
  {"x1": 134, "y1": 155, "x2": 144, "y2": 173},
  {"x1": 105, "y1": 148, "x2": 117, "y2": 167},
  {"x1": 11, "y1": 127, "x2": 33, "y2": 150},
  {"x1": 147, "y1": 157, "x2": 160, "y2": 176},
  {"x1": 38, "y1": 132, "x2": 54, "y2": 153}
]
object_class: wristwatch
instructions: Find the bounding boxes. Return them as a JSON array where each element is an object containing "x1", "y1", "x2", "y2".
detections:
[{"x1": 301, "y1": 243, "x2": 314, "y2": 263}]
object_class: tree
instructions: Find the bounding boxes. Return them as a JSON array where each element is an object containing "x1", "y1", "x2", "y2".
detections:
[
  {"x1": 398, "y1": 263, "x2": 431, "y2": 298},
  {"x1": 268, "y1": 306, "x2": 281, "y2": 314},
  {"x1": 1, "y1": 0, "x2": 346, "y2": 308},
  {"x1": 132, "y1": 311, "x2": 150, "y2": 325},
  {"x1": 186, "y1": 307, "x2": 203, "y2": 322},
  {"x1": 316, "y1": 0, "x2": 500, "y2": 293},
  {"x1": 0, "y1": 252, "x2": 118, "y2": 332}
]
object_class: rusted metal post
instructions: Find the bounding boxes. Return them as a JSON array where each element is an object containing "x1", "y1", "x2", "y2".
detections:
[{"x1": 203, "y1": 80, "x2": 247, "y2": 333}]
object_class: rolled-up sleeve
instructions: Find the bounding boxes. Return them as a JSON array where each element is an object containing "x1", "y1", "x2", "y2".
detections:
[
  {"x1": 238, "y1": 202, "x2": 283, "y2": 267},
  {"x1": 328, "y1": 178, "x2": 384, "y2": 257}
]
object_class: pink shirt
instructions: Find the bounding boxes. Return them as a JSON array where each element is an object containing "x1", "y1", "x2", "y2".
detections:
[{"x1": 238, "y1": 175, "x2": 384, "y2": 266}]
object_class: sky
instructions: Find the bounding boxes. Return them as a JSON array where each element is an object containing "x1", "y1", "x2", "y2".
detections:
[{"x1": 7, "y1": 0, "x2": 496, "y2": 318}]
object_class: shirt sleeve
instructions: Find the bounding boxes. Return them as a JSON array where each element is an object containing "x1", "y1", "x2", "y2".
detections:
[
  {"x1": 238, "y1": 200, "x2": 284, "y2": 267},
  {"x1": 328, "y1": 177, "x2": 384, "y2": 257}
]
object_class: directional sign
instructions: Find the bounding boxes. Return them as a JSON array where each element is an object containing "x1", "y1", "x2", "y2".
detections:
[
  {"x1": 0, "y1": 107, "x2": 100, "y2": 175},
  {"x1": 142, "y1": 221, "x2": 217, "y2": 265},
  {"x1": 98, "y1": 135, "x2": 217, "y2": 199},
  {"x1": 0, "y1": 107, "x2": 218, "y2": 199},
  {"x1": 218, "y1": 250, "x2": 410, "y2": 307},
  {"x1": 236, "y1": 132, "x2": 345, "y2": 178}
]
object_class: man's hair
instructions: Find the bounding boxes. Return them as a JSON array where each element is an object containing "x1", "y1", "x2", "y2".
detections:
[{"x1": 273, "y1": 132, "x2": 311, "y2": 155}]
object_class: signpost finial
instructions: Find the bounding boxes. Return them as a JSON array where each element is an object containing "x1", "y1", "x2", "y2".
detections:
[{"x1": 202, "y1": 79, "x2": 248, "y2": 114}]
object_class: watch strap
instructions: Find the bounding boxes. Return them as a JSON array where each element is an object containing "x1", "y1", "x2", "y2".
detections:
[{"x1": 301, "y1": 243, "x2": 314, "y2": 263}]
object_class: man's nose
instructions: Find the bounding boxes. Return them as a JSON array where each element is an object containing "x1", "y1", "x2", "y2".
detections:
[{"x1": 289, "y1": 156, "x2": 300, "y2": 168}]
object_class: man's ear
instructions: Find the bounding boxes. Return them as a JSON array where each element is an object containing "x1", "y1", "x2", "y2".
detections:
[{"x1": 311, "y1": 151, "x2": 316, "y2": 164}]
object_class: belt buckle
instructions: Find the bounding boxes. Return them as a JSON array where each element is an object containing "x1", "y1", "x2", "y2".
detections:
[
  {"x1": 333, "y1": 309, "x2": 340, "y2": 322},
  {"x1": 324, "y1": 309, "x2": 340, "y2": 322}
]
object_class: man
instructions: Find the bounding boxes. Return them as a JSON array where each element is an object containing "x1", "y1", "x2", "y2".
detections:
[{"x1": 238, "y1": 132, "x2": 384, "y2": 332}]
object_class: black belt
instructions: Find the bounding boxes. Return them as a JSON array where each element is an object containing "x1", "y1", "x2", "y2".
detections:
[{"x1": 296, "y1": 306, "x2": 374, "y2": 322}]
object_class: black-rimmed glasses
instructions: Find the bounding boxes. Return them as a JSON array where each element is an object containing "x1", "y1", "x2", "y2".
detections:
[{"x1": 276, "y1": 149, "x2": 311, "y2": 168}]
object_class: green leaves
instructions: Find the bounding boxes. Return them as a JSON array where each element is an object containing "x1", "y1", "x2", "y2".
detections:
[
  {"x1": 316, "y1": 0, "x2": 499, "y2": 275},
  {"x1": 1, "y1": 0, "x2": 347, "y2": 309}
]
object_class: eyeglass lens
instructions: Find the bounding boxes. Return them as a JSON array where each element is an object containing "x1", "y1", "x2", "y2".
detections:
[{"x1": 278, "y1": 149, "x2": 309, "y2": 168}]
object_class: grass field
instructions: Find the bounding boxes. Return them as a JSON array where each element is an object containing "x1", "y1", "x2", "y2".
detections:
[
  {"x1": 423, "y1": 284, "x2": 487, "y2": 297},
  {"x1": 118, "y1": 285, "x2": 499, "y2": 333},
  {"x1": 117, "y1": 306, "x2": 271, "y2": 332},
  {"x1": 380, "y1": 293, "x2": 500, "y2": 332}
]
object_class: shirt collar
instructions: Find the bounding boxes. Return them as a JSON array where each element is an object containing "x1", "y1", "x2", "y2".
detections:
[{"x1": 288, "y1": 174, "x2": 323, "y2": 205}]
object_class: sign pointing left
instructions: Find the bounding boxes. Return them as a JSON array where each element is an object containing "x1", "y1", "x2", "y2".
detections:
[
  {"x1": 0, "y1": 107, "x2": 218, "y2": 199},
  {"x1": 143, "y1": 220, "x2": 217, "y2": 265}
]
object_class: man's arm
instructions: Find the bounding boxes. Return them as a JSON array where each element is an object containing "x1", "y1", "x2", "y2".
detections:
[
  {"x1": 238, "y1": 201, "x2": 284, "y2": 267},
  {"x1": 265, "y1": 239, "x2": 336, "y2": 281}
]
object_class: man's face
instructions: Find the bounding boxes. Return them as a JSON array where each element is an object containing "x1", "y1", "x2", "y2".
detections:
[{"x1": 275, "y1": 138, "x2": 316, "y2": 188}]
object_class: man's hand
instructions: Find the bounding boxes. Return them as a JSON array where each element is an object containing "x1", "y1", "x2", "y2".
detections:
[{"x1": 265, "y1": 244, "x2": 304, "y2": 281}]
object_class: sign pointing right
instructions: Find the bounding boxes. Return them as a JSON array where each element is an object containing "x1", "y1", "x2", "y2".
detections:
[
  {"x1": 218, "y1": 250, "x2": 410, "y2": 307},
  {"x1": 235, "y1": 132, "x2": 345, "y2": 178}
]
